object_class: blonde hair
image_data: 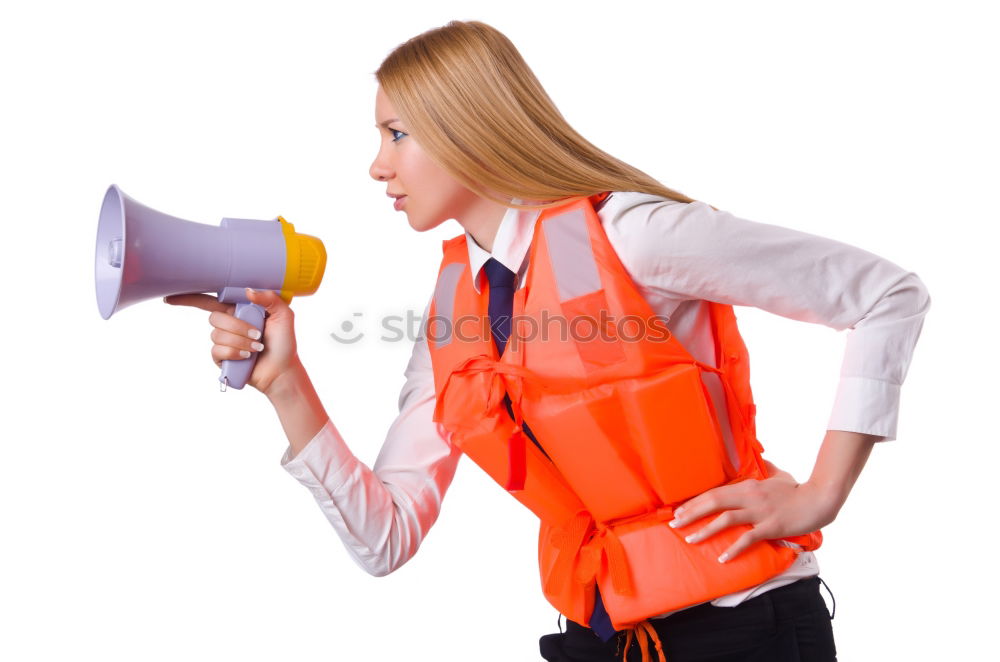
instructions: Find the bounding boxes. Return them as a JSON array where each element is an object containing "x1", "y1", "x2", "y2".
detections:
[{"x1": 374, "y1": 20, "x2": 712, "y2": 212}]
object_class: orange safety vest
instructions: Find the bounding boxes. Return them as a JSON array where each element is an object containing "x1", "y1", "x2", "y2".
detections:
[{"x1": 427, "y1": 192, "x2": 822, "y2": 648}]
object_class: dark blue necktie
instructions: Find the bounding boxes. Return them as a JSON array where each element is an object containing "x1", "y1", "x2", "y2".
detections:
[
  {"x1": 483, "y1": 257, "x2": 517, "y2": 356},
  {"x1": 484, "y1": 257, "x2": 545, "y2": 456},
  {"x1": 482, "y1": 257, "x2": 617, "y2": 643}
]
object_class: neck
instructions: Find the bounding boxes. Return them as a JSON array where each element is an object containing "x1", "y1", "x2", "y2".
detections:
[{"x1": 459, "y1": 196, "x2": 510, "y2": 254}]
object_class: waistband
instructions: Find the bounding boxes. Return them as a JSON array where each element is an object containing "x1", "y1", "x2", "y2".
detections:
[
  {"x1": 613, "y1": 576, "x2": 835, "y2": 662},
  {"x1": 661, "y1": 575, "x2": 830, "y2": 626}
]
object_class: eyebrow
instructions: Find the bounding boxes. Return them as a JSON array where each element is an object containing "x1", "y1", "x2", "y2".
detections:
[{"x1": 376, "y1": 118, "x2": 400, "y2": 129}]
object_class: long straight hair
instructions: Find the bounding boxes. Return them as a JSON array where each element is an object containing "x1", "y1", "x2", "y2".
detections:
[{"x1": 374, "y1": 20, "x2": 713, "y2": 212}]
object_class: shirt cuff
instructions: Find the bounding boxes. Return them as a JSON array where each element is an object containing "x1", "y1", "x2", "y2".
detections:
[
  {"x1": 279, "y1": 418, "x2": 358, "y2": 490},
  {"x1": 826, "y1": 376, "x2": 901, "y2": 442}
]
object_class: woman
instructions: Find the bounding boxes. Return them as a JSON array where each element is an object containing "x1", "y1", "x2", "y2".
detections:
[{"x1": 166, "y1": 20, "x2": 929, "y2": 662}]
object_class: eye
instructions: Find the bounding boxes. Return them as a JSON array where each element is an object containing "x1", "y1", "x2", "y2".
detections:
[{"x1": 390, "y1": 128, "x2": 407, "y2": 143}]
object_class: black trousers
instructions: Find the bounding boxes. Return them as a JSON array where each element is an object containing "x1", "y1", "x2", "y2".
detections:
[{"x1": 539, "y1": 576, "x2": 837, "y2": 662}]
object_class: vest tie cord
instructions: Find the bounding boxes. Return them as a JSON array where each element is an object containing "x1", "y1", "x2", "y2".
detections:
[
  {"x1": 431, "y1": 354, "x2": 533, "y2": 428},
  {"x1": 547, "y1": 506, "x2": 682, "y2": 600},
  {"x1": 430, "y1": 353, "x2": 536, "y2": 489},
  {"x1": 576, "y1": 524, "x2": 633, "y2": 597},
  {"x1": 622, "y1": 619, "x2": 668, "y2": 662}
]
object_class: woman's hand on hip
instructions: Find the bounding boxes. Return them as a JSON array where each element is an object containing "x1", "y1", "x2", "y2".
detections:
[{"x1": 667, "y1": 460, "x2": 839, "y2": 563}]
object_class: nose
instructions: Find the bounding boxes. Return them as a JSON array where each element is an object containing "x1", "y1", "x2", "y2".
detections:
[{"x1": 369, "y1": 148, "x2": 393, "y2": 182}]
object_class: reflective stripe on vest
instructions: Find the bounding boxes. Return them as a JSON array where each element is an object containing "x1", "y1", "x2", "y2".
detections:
[
  {"x1": 544, "y1": 208, "x2": 602, "y2": 301},
  {"x1": 430, "y1": 262, "x2": 464, "y2": 348}
]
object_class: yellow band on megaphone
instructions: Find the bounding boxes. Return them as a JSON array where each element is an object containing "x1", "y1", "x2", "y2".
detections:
[{"x1": 277, "y1": 215, "x2": 327, "y2": 303}]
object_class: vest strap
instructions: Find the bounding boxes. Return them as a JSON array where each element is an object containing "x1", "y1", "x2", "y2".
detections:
[
  {"x1": 431, "y1": 354, "x2": 533, "y2": 423},
  {"x1": 546, "y1": 466, "x2": 790, "y2": 609},
  {"x1": 547, "y1": 510, "x2": 593, "y2": 596},
  {"x1": 506, "y1": 423, "x2": 527, "y2": 491},
  {"x1": 577, "y1": 524, "x2": 633, "y2": 597}
]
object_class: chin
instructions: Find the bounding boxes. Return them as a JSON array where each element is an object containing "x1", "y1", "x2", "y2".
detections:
[{"x1": 407, "y1": 212, "x2": 447, "y2": 233}]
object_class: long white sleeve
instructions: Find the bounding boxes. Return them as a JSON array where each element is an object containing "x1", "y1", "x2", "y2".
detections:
[
  {"x1": 278, "y1": 300, "x2": 462, "y2": 577},
  {"x1": 602, "y1": 195, "x2": 932, "y2": 442}
]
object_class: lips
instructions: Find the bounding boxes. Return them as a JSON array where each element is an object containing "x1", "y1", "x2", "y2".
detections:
[{"x1": 393, "y1": 195, "x2": 407, "y2": 211}]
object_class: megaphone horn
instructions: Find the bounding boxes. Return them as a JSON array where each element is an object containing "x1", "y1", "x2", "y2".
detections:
[{"x1": 95, "y1": 184, "x2": 327, "y2": 391}]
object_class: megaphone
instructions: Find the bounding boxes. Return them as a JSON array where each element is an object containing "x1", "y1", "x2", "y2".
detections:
[{"x1": 95, "y1": 184, "x2": 327, "y2": 391}]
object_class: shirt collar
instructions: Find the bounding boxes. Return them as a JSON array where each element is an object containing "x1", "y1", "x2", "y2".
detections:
[{"x1": 465, "y1": 199, "x2": 542, "y2": 294}]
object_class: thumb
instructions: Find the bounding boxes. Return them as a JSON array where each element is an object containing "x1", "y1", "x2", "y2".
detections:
[{"x1": 245, "y1": 287, "x2": 288, "y2": 317}]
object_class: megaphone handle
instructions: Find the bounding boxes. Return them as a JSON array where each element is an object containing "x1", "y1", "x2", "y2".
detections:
[{"x1": 219, "y1": 301, "x2": 266, "y2": 391}]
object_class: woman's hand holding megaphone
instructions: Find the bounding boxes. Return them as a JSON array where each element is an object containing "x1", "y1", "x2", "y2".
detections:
[{"x1": 164, "y1": 287, "x2": 298, "y2": 395}]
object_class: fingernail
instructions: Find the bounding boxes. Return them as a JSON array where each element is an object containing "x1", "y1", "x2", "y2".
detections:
[
  {"x1": 251, "y1": 341, "x2": 264, "y2": 352},
  {"x1": 239, "y1": 350, "x2": 251, "y2": 358},
  {"x1": 248, "y1": 328, "x2": 261, "y2": 340},
  {"x1": 674, "y1": 507, "x2": 685, "y2": 516},
  {"x1": 669, "y1": 519, "x2": 681, "y2": 528},
  {"x1": 718, "y1": 553, "x2": 729, "y2": 563},
  {"x1": 685, "y1": 533, "x2": 699, "y2": 543},
  {"x1": 246, "y1": 287, "x2": 255, "y2": 295}
]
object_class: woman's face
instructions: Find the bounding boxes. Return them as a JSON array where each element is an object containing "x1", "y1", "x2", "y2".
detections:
[{"x1": 370, "y1": 85, "x2": 481, "y2": 232}]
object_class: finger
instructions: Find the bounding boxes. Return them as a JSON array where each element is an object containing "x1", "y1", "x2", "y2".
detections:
[
  {"x1": 683, "y1": 509, "x2": 754, "y2": 545},
  {"x1": 209, "y1": 310, "x2": 264, "y2": 341},
  {"x1": 244, "y1": 288, "x2": 289, "y2": 319},
  {"x1": 210, "y1": 326, "x2": 265, "y2": 356},
  {"x1": 719, "y1": 522, "x2": 775, "y2": 564},
  {"x1": 164, "y1": 293, "x2": 233, "y2": 314},
  {"x1": 670, "y1": 481, "x2": 755, "y2": 528},
  {"x1": 211, "y1": 341, "x2": 257, "y2": 368}
]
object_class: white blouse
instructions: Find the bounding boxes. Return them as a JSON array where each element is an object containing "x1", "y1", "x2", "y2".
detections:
[{"x1": 278, "y1": 191, "x2": 931, "y2": 616}]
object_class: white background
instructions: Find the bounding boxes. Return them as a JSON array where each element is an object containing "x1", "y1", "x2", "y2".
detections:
[{"x1": 1, "y1": 1, "x2": 993, "y2": 660}]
